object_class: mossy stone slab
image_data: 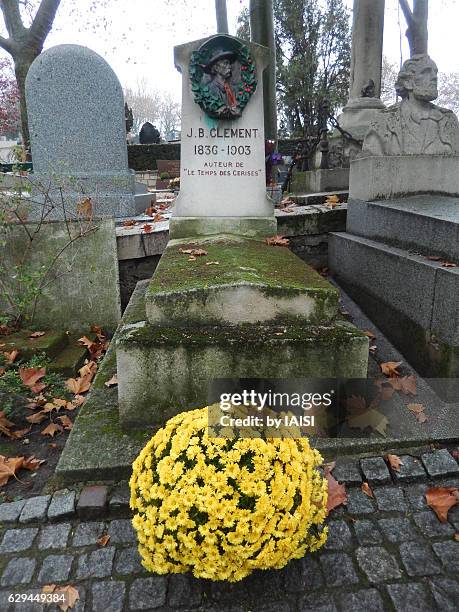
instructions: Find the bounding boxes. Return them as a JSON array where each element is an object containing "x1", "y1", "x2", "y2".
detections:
[
  {"x1": 1, "y1": 329, "x2": 68, "y2": 360},
  {"x1": 145, "y1": 236, "x2": 339, "y2": 326}
]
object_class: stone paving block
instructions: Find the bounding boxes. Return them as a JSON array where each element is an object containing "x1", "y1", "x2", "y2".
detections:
[
  {"x1": 0, "y1": 588, "x2": 46, "y2": 612},
  {"x1": 107, "y1": 518, "x2": 137, "y2": 543},
  {"x1": 429, "y1": 576, "x2": 459, "y2": 612},
  {"x1": 403, "y1": 483, "x2": 428, "y2": 510},
  {"x1": 360, "y1": 457, "x2": 391, "y2": 485},
  {"x1": 355, "y1": 546, "x2": 401, "y2": 583},
  {"x1": 378, "y1": 517, "x2": 418, "y2": 543},
  {"x1": 168, "y1": 573, "x2": 203, "y2": 607},
  {"x1": 109, "y1": 484, "x2": 130, "y2": 511},
  {"x1": 129, "y1": 576, "x2": 167, "y2": 610},
  {"x1": 38, "y1": 523, "x2": 71, "y2": 550},
  {"x1": 386, "y1": 582, "x2": 433, "y2": 612},
  {"x1": 432, "y1": 541, "x2": 459, "y2": 572},
  {"x1": 76, "y1": 485, "x2": 108, "y2": 519},
  {"x1": 338, "y1": 589, "x2": 385, "y2": 612},
  {"x1": 353, "y1": 519, "x2": 383, "y2": 545},
  {"x1": 47, "y1": 489, "x2": 76, "y2": 521},
  {"x1": 254, "y1": 603, "x2": 292, "y2": 612},
  {"x1": 399, "y1": 541, "x2": 442, "y2": 576},
  {"x1": 299, "y1": 592, "x2": 337, "y2": 612},
  {"x1": 331, "y1": 460, "x2": 362, "y2": 485},
  {"x1": 37, "y1": 554, "x2": 73, "y2": 583},
  {"x1": 421, "y1": 449, "x2": 459, "y2": 478},
  {"x1": 392, "y1": 455, "x2": 427, "y2": 482},
  {"x1": 323, "y1": 519, "x2": 353, "y2": 550},
  {"x1": 449, "y1": 505, "x2": 459, "y2": 530},
  {"x1": 373, "y1": 486, "x2": 407, "y2": 512},
  {"x1": 319, "y1": 552, "x2": 359, "y2": 588},
  {"x1": 413, "y1": 510, "x2": 455, "y2": 538},
  {"x1": 92, "y1": 580, "x2": 126, "y2": 612},
  {"x1": 284, "y1": 557, "x2": 323, "y2": 593},
  {"x1": 71, "y1": 521, "x2": 106, "y2": 546},
  {"x1": 0, "y1": 499, "x2": 26, "y2": 523},
  {"x1": 346, "y1": 488, "x2": 376, "y2": 514},
  {"x1": 19, "y1": 495, "x2": 51, "y2": 524},
  {"x1": 114, "y1": 546, "x2": 145, "y2": 575},
  {"x1": 0, "y1": 527, "x2": 38, "y2": 553},
  {"x1": 1, "y1": 557, "x2": 36, "y2": 586},
  {"x1": 75, "y1": 547, "x2": 115, "y2": 579}
]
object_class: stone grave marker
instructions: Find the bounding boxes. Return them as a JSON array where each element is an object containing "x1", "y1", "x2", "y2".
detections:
[{"x1": 26, "y1": 44, "x2": 150, "y2": 218}]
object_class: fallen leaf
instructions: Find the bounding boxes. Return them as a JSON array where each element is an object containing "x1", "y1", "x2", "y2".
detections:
[
  {"x1": 380, "y1": 361, "x2": 402, "y2": 377},
  {"x1": 76, "y1": 196, "x2": 93, "y2": 220},
  {"x1": 42, "y1": 584, "x2": 80, "y2": 612},
  {"x1": 325, "y1": 470, "x2": 347, "y2": 514},
  {"x1": 399, "y1": 375, "x2": 417, "y2": 396},
  {"x1": 188, "y1": 255, "x2": 196, "y2": 261},
  {"x1": 386, "y1": 454, "x2": 403, "y2": 472},
  {"x1": 66, "y1": 376, "x2": 92, "y2": 394},
  {"x1": 123, "y1": 219, "x2": 138, "y2": 227},
  {"x1": 425, "y1": 255, "x2": 442, "y2": 261},
  {"x1": 205, "y1": 261, "x2": 220, "y2": 266},
  {"x1": 77, "y1": 336, "x2": 93, "y2": 349},
  {"x1": 0, "y1": 455, "x2": 25, "y2": 486},
  {"x1": 26, "y1": 410, "x2": 48, "y2": 424},
  {"x1": 22, "y1": 456, "x2": 45, "y2": 471},
  {"x1": 324, "y1": 194, "x2": 340, "y2": 209},
  {"x1": 57, "y1": 415, "x2": 73, "y2": 430},
  {"x1": 29, "y1": 331, "x2": 46, "y2": 338},
  {"x1": 265, "y1": 235, "x2": 289, "y2": 247},
  {"x1": 369, "y1": 345, "x2": 377, "y2": 353},
  {"x1": 3, "y1": 349, "x2": 19, "y2": 363},
  {"x1": 10, "y1": 426, "x2": 32, "y2": 439},
  {"x1": 19, "y1": 366, "x2": 47, "y2": 393},
  {"x1": 361, "y1": 482, "x2": 374, "y2": 498},
  {"x1": 441, "y1": 261, "x2": 457, "y2": 268},
  {"x1": 455, "y1": 533, "x2": 459, "y2": 542},
  {"x1": 96, "y1": 533, "x2": 110, "y2": 547},
  {"x1": 347, "y1": 409, "x2": 389, "y2": 437},
  {"x1": 425, "y1": 487, "x2": 459, "y2": 523},
  {"x1": 407, "y1": 403, "x2": 428, "y2": 423},
  {"x1": 41, "y1": 422, "x2": 63, "y2": 437},
  {"x1": 179, "y1": 247, "x2": 207, "y2": 256},
  {"x1": 104, "y1": 375, "x2": 118, "y2": 388},
  {"x1": 142, "y1": 223, "x2": 153, "y2": 233},
  {"x1": 364, "y1": 330, "x2": 376, "y2": 341}
]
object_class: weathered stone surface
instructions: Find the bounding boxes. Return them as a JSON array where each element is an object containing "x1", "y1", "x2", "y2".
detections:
[
  {"x1": 391, "y1": 454, "x2": 427, "y2": 482},
  {"x1": 319, "y1": 552, "x2": 359, "y2": 587},
  {"x1": 360, "y1": 457, "x2": 391, "y2": 485},
  {"x1": 413, "y1": 511, "x2": 455, "y2": 538},
  {"x1": 109, "y1": 484, "x2": 130, "y2": 511},
  {"x1": 299, "y1": 592, "x2": 337, "y2": 612},
  {"x1": 387, "y1": 582, "x2": 433, "y2": 612},
  {"x1": 1, "y1": 557, "x2": 36, "y2": 586},
  {"x1": 76, "y1": 485, "x2": 108, "y2": 519},
  {"x1": 346, "y1": 488, "x2": 376, "y2": 514},
  {"x1": 403, "y1": 483, "x2": 429, "y2": 511},
  {"x1": 290, "y1": 169, "x2": 349, "y2": 194},
  {"x1": 339, "y1": 589, "x2": 385, "y2": 612},
  {"x1": 75, "y1": 547, "x2": 115, "y2": 579},
  {"x1": 0, "y1": 528, "x2": 38, "y2": 553},
  {"x1": 284, "y1": 557, "x2": 323, "y2": 593},
  {"x1": 373, "y1": 486, "x2": 407, "y2": 512},
  {"x1": 432, "y1": 541, "x2": 459, "y2": 572},
  {"x1": 107, "y1": 519, "x2": 137, "y2": 543},
  {"x1": 378, "y1": 517, "x2": 418, "y2": 543},
  {"x1": 399, "y1": 541, "x2": 442, "y2": 577},
  {"x1": 38, "y1": 523, "x2": 71, "y2": 550},
  {"x1": 37, "y1": 554, "x2": 73, "y2": 583},
  {"x1": 92, "y1": 580, "x2": 126, "y2": 612},
  {"x1": 429, "y1": 577, "x2": 459, "y2": 612},
  {"x1": 19, "y1": 495, "x2": 51, "y2": 524},
  {"x1": 72, "y1": 521, "x2": 106, "y2": 546},
  {"x1": 114, "y1": 546, "x2": 145, "y2": 575},
  {"x1": 331, "y1": 459, "x2": 362, "y2": 485},
  {"x1": 0, "y1": 499, "x2": 26, "y2": 523},
  {"x1": 353, "y1": 519, "x2": 382, "y2": 545},
  {"x1": 128, "y1": 576, "x2": 167, "y2": 610},
  {"x1": 323, "y1": 520, "x2": 353, "y2": 550},
  {"x1": 168, "y1": 574, "x2": 203, "y2": 607},
  {"x1": 47, "y1": 489, "x2": 76, "y2": 521},
  {"x1": 421, "y1": 449, "x2": 459, "y2": 477},
  {"x1": 355, "y1": 546, "x2": 401, "y2": 583}
]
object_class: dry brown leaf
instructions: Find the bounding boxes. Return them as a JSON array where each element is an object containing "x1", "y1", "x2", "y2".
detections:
[
  {"x1": 441, "y1": 261, "x2": 457, "y2": 268},
  {"x1": 325, "y1": 470, "x2": 348, "y2": 514},
  {"x1": 10, "y1": 426, "x2": 32, "y2": 439},
  {"x1": 66, "y1": 375, "x2": 92, "y2": 395},
  {"x1": 425, "y1": 487, "x2": 459, "y2": 523},
  {"x1": 380, "y1": 361, "x2": 403, "y2": 377},
  {"x1": 29, "y1": 331, "x2": 46, "y2": 338},
  {"x1": 265, "y1": 235, "x2": 290, "y2": 247},
  {"x1": 363, "y1": 330, "x2": 376, "y2": 341},
  {"x1": 205, "y1": 261, "x2": 220, "y2": 266},
  {"x1": 22, "y1": 456, "x2": 45, "y2": 471},
  {"x1": 4, "y1": 349, "x2": 19, "y2": 363},
  {"x1": 399, "y1": 375, "x2": 417, "y2": 396},
  {"x1": 386, "y1": 454, "x2": 403, "y2": 472},
  {"x1": 19, "y1": 366, "x2": 47, "y2": 393},
  {"x1": 179, "y1": 247, "x2": 207, "y2": 256},
  {"x1": 96, "y1": 533, "x2": 111, "y2": 547},
  {"x1": 0, "y1": 455, "x2": 25, "y2": 486},
  {"x1": 407, "y1": 403, "x2": 428, "y2": 423},
  {"x1": 57, "y1": 415, "x2": 73, "y2": 430},
  {"x1": 42, "y1": 584, "x2": 80, "y2": 612},
  {"x1": 123, "y1": 219, "x2": 138, "y2": 227},
  {"x1": 347, "y1": 409, "x2": 389, "y2": 437},
  {"x1": 76, "y1": 196, "x2": 93, "y2": 220},
  {"x1": 361, "y1": 482, "x2": 374, "y2": 498},
  {"x1": 104, "y1": 375, "x2": 118, "y2": 388},
  {"x1": 41, "y1": 422, "x2": 63, "y2": 437},
  {"x1": 25, "y1": 410, "x2": 48, "y2": 424}
]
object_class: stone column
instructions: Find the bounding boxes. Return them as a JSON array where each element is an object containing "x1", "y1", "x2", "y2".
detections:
[
  {"x1": 215, "y1": 0, "x2": 229, "y2": 34},
  {"x1": 338, "y1": 0, "x2": 385, "y2": 143}
]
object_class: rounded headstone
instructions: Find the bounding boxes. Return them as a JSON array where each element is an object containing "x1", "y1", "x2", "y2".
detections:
[{"x1": 26, "y1": 44, "x2": 128, "y2": 174}]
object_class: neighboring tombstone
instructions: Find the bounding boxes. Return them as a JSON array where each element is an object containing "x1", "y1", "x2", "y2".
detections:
[
  {"x1": 170, "y1": 33, "x2": 276, "y2": 238},
  {"x1": 139, "y1": 122, "x2": 161, "y2": 144},
  {"x1": 26, "y1": 44, "x2": 147, "y2": 218}
]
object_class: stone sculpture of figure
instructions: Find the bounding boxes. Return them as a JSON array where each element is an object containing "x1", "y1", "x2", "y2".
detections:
[
  {"x1": 363, "y1": 54, "x2": 459, "y2": 156},
  {"x1": 202, "y1": 48, "x2": 241, "y2": 118}
]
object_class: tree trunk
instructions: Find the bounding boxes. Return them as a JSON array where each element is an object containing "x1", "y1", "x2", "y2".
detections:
[
  {"x1": 399, "y1": 0, "x2": 428, "y2": 56},
  {"x1": 12, "y1": 47, "x2": 41, "y2": 152}
]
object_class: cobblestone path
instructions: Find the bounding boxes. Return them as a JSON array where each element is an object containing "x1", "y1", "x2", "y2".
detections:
[{"x1": 0, "y1": 447, "x2": 458, "y2": 611}]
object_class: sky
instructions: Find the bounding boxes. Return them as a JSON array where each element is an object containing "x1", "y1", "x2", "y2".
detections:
[{"x1": 1, "y1": 0, "x2": 458, "y2": 101}]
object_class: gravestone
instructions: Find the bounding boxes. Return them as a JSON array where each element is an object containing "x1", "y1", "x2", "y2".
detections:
[
  {"x1": 115, "y1": 34, "x2": 368, "y2": 427},
  {"x1": 26, "y1": 44, "x2": 149, "y2": 218},
  {"x1": 330, "y1": 54, "x2": 459, "y2": 391},
  {"x1": 170, "y1": 34, "x2": 276, "y2": 239}
]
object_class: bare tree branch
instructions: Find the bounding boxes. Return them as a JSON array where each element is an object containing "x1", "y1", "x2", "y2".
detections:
[
  {"x1": 0, "y1": 34, "x2": 14, "y2": 53},
  {"x1": 398, "y1": 0, "x2": 414, "y2": 26},
  {"x1": 28, "y1": 0, "x2": 61, "y2": 48},
  {"x1": 1, "y1": 0, "x2": 26, "y2": 38}
]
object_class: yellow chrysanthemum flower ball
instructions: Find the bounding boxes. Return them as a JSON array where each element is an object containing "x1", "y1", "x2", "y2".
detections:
[{"x1": 129, "y1": 407, "x2": 328, "y2": 582}]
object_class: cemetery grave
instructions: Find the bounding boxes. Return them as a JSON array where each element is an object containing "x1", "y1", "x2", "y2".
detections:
[{"x1": 0, "y1": 0, "x2": 458, "y2": 609}]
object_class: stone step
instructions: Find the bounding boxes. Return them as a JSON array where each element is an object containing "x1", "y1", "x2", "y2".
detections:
[
  {"x1": 329, "y1": 232, "x2": 459, "y2": 381},
  {"x1": 48, "y1": 341, "x2": 88, "y2": 377},
  {"x1": 145, "y1": 236, "x2": 339, "y2": 326},
  {"x1": 1, "y1": 329, "x2": 68, "y2": 361},
  {"x1": 289, "y1": 190, "x2": 349, "y2": 206},
  {"x1": 346, "y1": 195, "x2": 459, "y2": 262}
]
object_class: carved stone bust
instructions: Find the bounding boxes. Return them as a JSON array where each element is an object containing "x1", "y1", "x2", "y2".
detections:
[{"x1": 363, "y1": 55, "x2": 459, "y2": 156}]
